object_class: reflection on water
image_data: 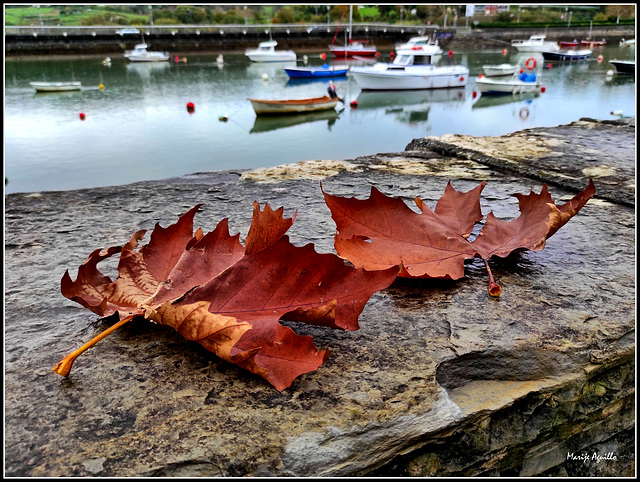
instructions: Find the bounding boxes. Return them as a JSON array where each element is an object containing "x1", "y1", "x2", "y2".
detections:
[
  {"x1": 286, "y1": 76, "x2": 349, "y2": 87},
  {"x1": 472, "y1": 91, "x2": 539, "y2": 109},
  {"x1": 125, "y1": 61, "x2": 171, "y2": 78},
  {"x1": 4, "y1": 46, "x2": 636, "y2": 194},
  {"x1": 250, "y1": 109, "x2": 341, "y2": 134},
  {"x1": 356, "y1": 88, "x2": 466, "y2": 109}
]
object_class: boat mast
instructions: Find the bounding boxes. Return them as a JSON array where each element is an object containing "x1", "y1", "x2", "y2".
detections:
[{"x1": 348, "y1": 4, "x2": 353, "y2": 43}]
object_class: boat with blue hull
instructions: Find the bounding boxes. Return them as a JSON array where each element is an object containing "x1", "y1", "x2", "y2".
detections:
[
  {"x1": 542, "y1": 49, "x2": 592, "y2": 61},
  {"x1": 284, "y1": 64, "x2": 349, "y2": 79}
]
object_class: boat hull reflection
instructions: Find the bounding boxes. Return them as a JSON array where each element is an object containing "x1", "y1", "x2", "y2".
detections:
[{"x1": 250, "y1": 109, "x2": 340, "y2": 133}]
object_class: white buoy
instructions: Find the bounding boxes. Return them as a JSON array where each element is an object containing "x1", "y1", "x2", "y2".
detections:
[
  {"x1": 606, "y1": 70, "x2": 614, "y2": 76},
  {"x1": 216, "y1": 54, "x2": 224, "y2": 65},
  {"x1": 262, "y1": 73, "x2": 269, "y2": 81},
  {"x1": 303, "y1": 54, "x2": 309, "y2": 63}
]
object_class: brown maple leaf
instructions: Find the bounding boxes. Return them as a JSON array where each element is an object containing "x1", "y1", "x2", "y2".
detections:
[
  {"x1": 56, "y1": 203, "x2": 398, "y2": 391},
  {"x1": 323, "y1": 179, "x2": 596, "y2": 296}
]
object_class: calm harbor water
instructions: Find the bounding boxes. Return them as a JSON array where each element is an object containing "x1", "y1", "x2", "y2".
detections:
[{"x1": 4, "y1": 45, "x2": 635, "y2": 194}]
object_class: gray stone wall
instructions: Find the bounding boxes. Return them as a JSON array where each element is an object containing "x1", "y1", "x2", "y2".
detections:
[{"x1": 4, "y1": 118, "x2": 635, "y2": 477}]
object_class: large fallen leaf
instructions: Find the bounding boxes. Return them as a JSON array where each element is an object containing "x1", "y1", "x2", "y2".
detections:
[
  {"x1": 323, "y1": 179, "x2": 595, "y2": 296},
  {"x1": 57, "y1": 203, "x2": 398, "y2": 391}
]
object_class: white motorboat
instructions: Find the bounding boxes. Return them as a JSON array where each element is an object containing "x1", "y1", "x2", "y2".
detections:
[
  {"x1": 245, "y1": 40, "x2": 296, "y2": 62},
  {"x1": 124, "y1": 43, "x2": 170, "y2": 62},
  {"x1": 619, "y1": 38, "x2": 635, "y2": 48},
  {"x1": 30, "y1": 81, "x2": 82, "y2": 92},
  {"x1": 475, "y1": 55, "x2": 544, "y2": 95},
  {"x1": 482, "y1": 63, "x2": 518, "y2": 77},
  {"x1": 511, "y1": 34, "x2": 559, "y2": 53},
  {"x1": 349, "y1": 48, "x2": 469, "y2": 91},
  {"x1": 394, "y1": 36, "x2": 443, "y2": 55}
]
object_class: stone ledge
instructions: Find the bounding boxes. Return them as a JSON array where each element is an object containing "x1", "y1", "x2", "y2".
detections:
[{"x1": 4, "y1": 118, "x2": 635, "y2": 477}]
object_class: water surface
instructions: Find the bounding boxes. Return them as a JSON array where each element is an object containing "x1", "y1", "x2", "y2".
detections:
[{"x1": 4, "y1": 46, "x2": 635, "y2": 194}]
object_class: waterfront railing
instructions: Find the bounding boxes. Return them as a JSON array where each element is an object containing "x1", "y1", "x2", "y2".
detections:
[{"x1": 5, "y1": 23, "x2": 465, "y2": 37}]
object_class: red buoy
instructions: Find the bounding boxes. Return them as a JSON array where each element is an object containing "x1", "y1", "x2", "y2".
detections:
[
  {"x1": 520, "y1": 69, "x2": 524, "y2": 74},
  {"x1": 502, "y1": 48, "x2": 507, "y2": 55},
  {"x1": 175, "y1": 56, "x2": 180, "y2": 62},
  {"x1": 390, "y1": 51, "x2": 395, "y2": 59},
  {"x1": 459, "y1": 76, "x2": 464, "y2": 82},
  {"x1": 186, "y1": 102, "x2": 195, "y2": 113},
  {"x1": 472, "y1": 91, "x2": 478, "y2": 99},
  {"x1": 321, "y1": 52, "x2": 326, "y2": 60},
  {"x1": 547, "y1": 63, "x2": 552, "y2": 69},
  {"x1": 478, "y1": 74, "x2": 484, "y2": 79},
  {"x1": 448, "y1": 50, "x2": 453, "y2": 57},
  {"x1": 79, "y1": 113, "x2": 86, "y2": 120},
  {"x1": 541, "y1": 86, "x2": 546, "y2": 93},
  {"x1": 350, "y1": 100, "x2": 358, "y2": 108}
]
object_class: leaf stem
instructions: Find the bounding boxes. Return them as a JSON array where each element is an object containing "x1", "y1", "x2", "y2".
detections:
[
  {"x1": 483, "y1": 258, "x2": 502, "y2": 297},
  {"x1": 53, "y1": 312, "x2": 140, "y2": 377}
]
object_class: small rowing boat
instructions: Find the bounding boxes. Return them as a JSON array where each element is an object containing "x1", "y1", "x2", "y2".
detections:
[
  {"x1": 30, "y1": 81, "x2": 82, "y2": 92},
  {"x1": 248, "y1": 95, "x2": 340, "y2": 115}
]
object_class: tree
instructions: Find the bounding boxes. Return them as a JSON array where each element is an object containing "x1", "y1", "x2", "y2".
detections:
[
  {"x1": 272, "y1": 6, "x2": 296, "y2": 24},
  {"x1": 605, "y1": 5, "x2": 635, "y2": 23},
  {"x1": 174, "y1": 5, "x2": 207, "y2": 24}
]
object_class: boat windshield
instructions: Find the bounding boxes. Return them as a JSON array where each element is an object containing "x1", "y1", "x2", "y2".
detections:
[{"x1": 394, "y1": 53, "x2": 432, "y2": 66}]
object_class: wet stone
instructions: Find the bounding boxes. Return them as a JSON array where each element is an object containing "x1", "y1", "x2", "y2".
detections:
[{"x1": 4, "y1": 118, "x2": 635, "y2": 477}]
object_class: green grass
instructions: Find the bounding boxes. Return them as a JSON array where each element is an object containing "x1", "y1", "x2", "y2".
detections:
[{"x1": 4, "y1": 6, "x2": 149, "y2": 26}]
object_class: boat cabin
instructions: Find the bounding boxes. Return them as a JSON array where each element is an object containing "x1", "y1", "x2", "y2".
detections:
[
  {"x1": 397, "y1": 36, "x2": 439, "y2": 48},
  {"x1": 256, "y1": 40, "x2": 278, "y2": 52},
  {"x1": 391, "y1": 50, "x2": 434, "y2": 67},
  {"x1": 511, "y1": 35, "x2": 548, "y2": 46}
]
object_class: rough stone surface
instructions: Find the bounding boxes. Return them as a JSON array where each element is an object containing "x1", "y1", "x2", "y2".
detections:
[{"x1": 4, "y1": 118, "x2": 635, "y2": 477}]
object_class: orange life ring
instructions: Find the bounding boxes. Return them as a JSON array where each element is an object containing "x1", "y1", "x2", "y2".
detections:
[
  {"x1": 519, "y1": 107, "x2": 530, "y2": 120},
  {"x1": 525, "y1": 58, "x2": 537, "y2": 70}
]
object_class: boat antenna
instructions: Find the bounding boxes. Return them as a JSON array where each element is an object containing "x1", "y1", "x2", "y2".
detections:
[{"x1": 348, "y1": 4, "x2": 353, "y2": 44}]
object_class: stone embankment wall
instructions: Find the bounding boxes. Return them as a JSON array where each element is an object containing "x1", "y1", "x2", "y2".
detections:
[
  {"x1": 5, "y1": 25, "x2": 635, "y2": 56},
  {"x1": 4, "y1": 118, "x2": 635, "y2": 477}
]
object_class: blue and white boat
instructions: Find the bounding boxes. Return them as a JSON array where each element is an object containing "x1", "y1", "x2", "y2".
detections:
[
  {"x1": 284, "y1": 64, "x2": 349, "y2": 79},
  {"x1": 542, "y1": 49, "x2": 592, "y2": 61}
]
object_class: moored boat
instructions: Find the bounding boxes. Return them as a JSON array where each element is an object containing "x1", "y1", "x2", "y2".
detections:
[
  {"x1": 30, "y1": 81, "x2": 82, "y2": 92},
  {"x1": 284, "y1": 64, "x2": 349, "y2": 79},
  {"x1": 581, "y1": 39, "x2": 606, "y2": 47},
  {"x1": 511, "y1": 34, "x2": 560, "y2": 52},
  {"x1": 609, "y1": 60, "x2": 635, "y2": 74},
  {"x1": 245, "y1": 40, "x2": 296, "y2": 63},
  {"x1": 329, "y1": 40, "x2": 378, "y2": 58},
  {"x1": 328, "y1": 4, "x2": 377, "y2": 58},
  {"x1": 349, "y1": 48, "x2": 469, "y2": 91},
  {"x1": 559, "y1": 40, "x2": 579, "y2": 49},
  {"x1": 542, "y1": 49, "x2": 592, "y2": 61},
  {"x1": 248, "y1": 95, "x2": 340, "y2": 115},
  {"x1": 482, "y1": 63, "x2": 518, "y2": 77},
  {"x1": 124, "y1": 43, "x2": 170, "y2": 62},
  {"x1": 475, "y1": 56, "x2": 544, "y2": 95}
]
